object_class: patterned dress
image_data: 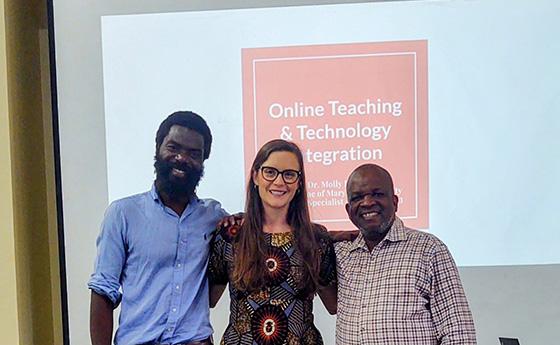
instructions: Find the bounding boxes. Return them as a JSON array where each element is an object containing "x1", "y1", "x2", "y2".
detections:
[{"x1": 208, "y1": 224, "x2": 337, "y2": 345}]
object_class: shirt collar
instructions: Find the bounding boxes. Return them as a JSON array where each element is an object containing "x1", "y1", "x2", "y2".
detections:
[
  {"x1": 349, "y1": 217, "x2": 407, "y2": 252},
  {"x1": 150, "y1": 183, "x2": 159, "y2": 201}
]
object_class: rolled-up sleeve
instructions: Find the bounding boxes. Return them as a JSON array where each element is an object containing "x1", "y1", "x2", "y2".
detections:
[{"x1": 87, "y1": 202, "x2": 126, "y2": 305}]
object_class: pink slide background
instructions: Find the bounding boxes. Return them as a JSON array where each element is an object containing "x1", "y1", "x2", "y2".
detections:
[{"x1": 243, "y1": 40, "x2": 428, "y2": 230}]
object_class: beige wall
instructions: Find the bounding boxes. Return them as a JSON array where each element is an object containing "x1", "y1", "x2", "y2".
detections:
[
  {"x1": 0, "y1": 0, "x2": 21, "y2": 343},
  {"x1": 1, "y1": 0, "x2": 63, "y2": 344}
]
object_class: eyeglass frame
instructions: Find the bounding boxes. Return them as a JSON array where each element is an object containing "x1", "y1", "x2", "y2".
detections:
[{"x1": 259, "y1": 166, "x2": 301, "y2": 184}]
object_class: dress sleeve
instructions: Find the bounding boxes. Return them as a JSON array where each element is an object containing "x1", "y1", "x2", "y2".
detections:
[
  {"x1": 208, "y1": 225, "x2": 233, "y2": 285},
  {"x1": 315, "y1": 225, "x2": 337, "y2": 287}
]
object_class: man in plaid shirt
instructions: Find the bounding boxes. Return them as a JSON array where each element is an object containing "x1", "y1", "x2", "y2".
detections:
[{"x1": 335, "y1": 164, "x2": 477, "y2": 345}]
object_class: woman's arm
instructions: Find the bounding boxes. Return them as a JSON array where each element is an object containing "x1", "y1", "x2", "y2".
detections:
[
  {"x1": 209, "y1": 283, "x2": 227, "y2": 308},
  {"x1": 208, "y1": 220, "x2": 239, "y2": 308},
  {"x1": 314, "y1": 224, "x2": 339, "y2": 315},
  {"x1": 317, "y1": 284, "x2": 337, "y2": 315}
]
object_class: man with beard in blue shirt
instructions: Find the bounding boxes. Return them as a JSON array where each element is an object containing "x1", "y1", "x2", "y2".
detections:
[{"x1": 89, "y1": 111, "x2": 227, "y2": 345}]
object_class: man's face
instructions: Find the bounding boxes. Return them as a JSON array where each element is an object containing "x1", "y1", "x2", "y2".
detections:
[
  {"x1": 345, "y1": 166, "x2": 398, "y2": 239},
  {"x1": 155, "y1": 125, "x2": 205, "y2": 199}
]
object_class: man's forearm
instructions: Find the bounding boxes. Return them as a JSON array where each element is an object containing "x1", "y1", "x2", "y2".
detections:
[{"x1": 90, "y1": 291, "x2": 114, "y2": 345}]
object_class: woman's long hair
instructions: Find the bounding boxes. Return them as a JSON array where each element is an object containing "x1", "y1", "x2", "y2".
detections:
[{"x1": 231, "y1": 139, "x2": 320, "y2": 296}]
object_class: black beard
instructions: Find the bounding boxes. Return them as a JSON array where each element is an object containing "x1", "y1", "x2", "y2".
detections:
[{"x1": 154, "y1": 157, "x2": 204, "y2": 200}]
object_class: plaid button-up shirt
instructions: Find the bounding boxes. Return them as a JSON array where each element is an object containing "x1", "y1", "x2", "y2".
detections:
[{"x1": 334, "y1": 218, "x2": 477, "y2": 345}]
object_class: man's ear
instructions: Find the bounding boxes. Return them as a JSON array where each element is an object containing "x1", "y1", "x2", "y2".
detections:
[
  {"x1": 345, "y1": 203, "x2": 351, "y2": 216},
  {"x1": 393, "y1": 194, "x2": 399, "y2": 212}
]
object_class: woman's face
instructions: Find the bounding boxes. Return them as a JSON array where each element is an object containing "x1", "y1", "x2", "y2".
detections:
[{"x1": 253, "y1": 151, "x2": 301, "y2": 213}]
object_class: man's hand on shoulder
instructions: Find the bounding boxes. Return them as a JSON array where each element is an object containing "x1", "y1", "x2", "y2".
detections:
[{"x1": 216, "y1": 212, "x2": 244, "y2": 230}]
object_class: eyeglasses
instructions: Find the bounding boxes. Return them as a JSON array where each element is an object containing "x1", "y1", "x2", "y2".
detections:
[{"x1": 260, "y1": 166, "x2": 301, "y2": 184}]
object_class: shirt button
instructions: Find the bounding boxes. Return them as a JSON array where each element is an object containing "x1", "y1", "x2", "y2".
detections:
[
  {"x1": 168, "y1": 327, "x2": 173, "y2": 332},
  {"x1": 177, "y1": 263, "x2": 182, "y2": 268},
  {"x1": 172, "y1": 307, "x2": 177, "y2": 312},
  {"x1": 175, "y1": 285, "x2": 180, "y2": 290}
]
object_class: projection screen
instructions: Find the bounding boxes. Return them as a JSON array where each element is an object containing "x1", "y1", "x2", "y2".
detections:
[{"x1": 49, "y1": 0, "x2": 560, "y2": 344}]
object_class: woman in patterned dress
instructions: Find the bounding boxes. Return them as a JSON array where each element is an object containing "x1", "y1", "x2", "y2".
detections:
[{"x1": 209, "y1": 139, "x2": 337, "y2": 345}]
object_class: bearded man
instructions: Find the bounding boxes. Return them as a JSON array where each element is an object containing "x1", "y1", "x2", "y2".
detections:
[{"x1": 88, "y1": 111, "x2": 227, "y2": 345}]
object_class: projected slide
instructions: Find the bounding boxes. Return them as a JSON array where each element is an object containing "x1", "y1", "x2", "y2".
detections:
[
  {"x1": 100, "y1": 1, "x2": 560, "y2": 267},
  {"x1": 242, "y1": 41, "x2": 428, "y2": 229}
]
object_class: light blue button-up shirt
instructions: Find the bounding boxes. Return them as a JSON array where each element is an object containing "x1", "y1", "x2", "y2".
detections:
[{"x1": 88, "y1": 185, "x2": 227, "y2": 345}]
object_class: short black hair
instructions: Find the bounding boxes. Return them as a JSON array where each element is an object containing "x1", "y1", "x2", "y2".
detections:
[
  {"x1": 346, "y1": 163, "x2": 395, "y2": 198},
  {"x1": 155, "y1": 111, "x2": 212, "y2": 160}
]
